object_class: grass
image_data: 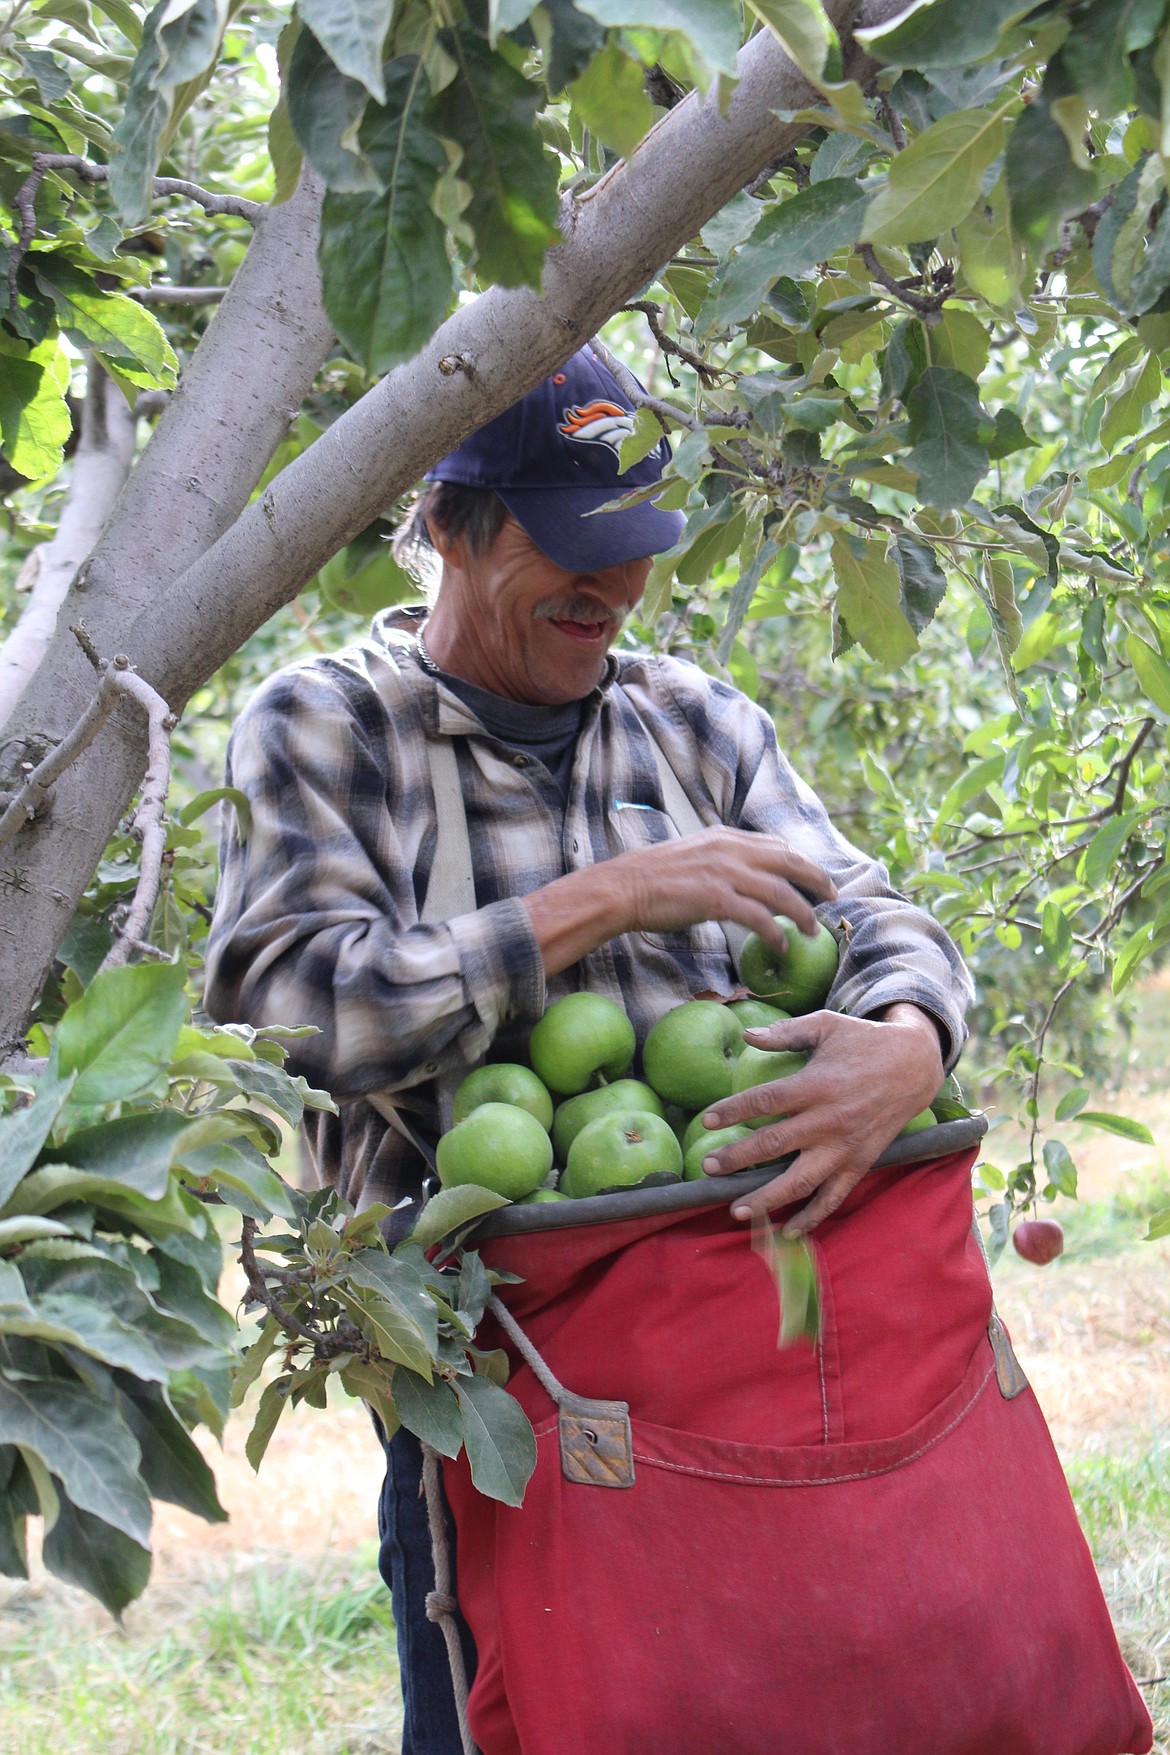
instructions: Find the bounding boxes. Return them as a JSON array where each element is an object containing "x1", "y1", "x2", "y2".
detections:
[
  {"x1": 1067, "y1": 1438, "x2": 1170, "y2": 1752},
  {"x1": 0, "y1": 1547, "x2": 403, "y2": 1755}
]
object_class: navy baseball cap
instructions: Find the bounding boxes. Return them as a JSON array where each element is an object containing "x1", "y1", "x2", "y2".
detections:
[{"x1": 425, "y1": 347, "x2": 685, "y2": 571}]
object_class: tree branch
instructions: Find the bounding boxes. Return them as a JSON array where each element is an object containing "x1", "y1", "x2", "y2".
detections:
[
  {"x1": 0, "y1": 358, "x2": 138, "y2": 728},
  {"x1": 132, "y1": 285, "x2": 228, "y2": 306},
  {"x1": 238, "y1": 1216, "x2": 370, "y2": 1360},
  {"x1": 859, "y1": 243, "x2": 953, "y2": 316},
  {"x1": 619, "y1": 299, "x2": 720, "y2": 384},
  {"x1": 8, "y1": 154, "x2": 262, "y2": 304}
]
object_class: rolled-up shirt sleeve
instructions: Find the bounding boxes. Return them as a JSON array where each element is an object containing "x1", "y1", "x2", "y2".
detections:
[{"x1": 203, "y1": 665, "x2": 546, "y2": 1097}]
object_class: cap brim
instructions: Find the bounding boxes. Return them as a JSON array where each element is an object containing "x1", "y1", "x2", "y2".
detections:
[{"x1": 498, "y1": 486, "x2": 685, "y2": 572}]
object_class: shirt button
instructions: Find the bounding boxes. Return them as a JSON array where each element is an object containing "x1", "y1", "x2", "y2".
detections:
[
  {"x1": 423, "y1": 1060, "x2": 439, "y2": 1075},
  {"x1": 571, "y1": 838, "x2": 580, "y2": 853},
  {"x1": 513, "y1": 754, "x2": 528, "y2": 766}
]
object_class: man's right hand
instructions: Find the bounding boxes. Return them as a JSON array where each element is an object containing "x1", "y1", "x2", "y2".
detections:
[{"x1": 524, "y1": 826, "x2": 837, "y2": 979}]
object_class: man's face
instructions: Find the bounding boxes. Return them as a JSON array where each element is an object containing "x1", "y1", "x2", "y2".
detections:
[{"x1": 426, "y1": 516, "x2": 653, "y2": 706}]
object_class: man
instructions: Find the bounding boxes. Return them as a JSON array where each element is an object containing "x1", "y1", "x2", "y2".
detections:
[{"x1": 205, "y1": 345, "x2": 973, "y2": 1754}]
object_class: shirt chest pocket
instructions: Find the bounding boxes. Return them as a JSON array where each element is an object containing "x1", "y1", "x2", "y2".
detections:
[{"x1": 609, "y1": 801, "x2": 731, "y2": 961}]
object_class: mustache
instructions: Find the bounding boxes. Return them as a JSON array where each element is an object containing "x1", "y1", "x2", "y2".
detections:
[{"x1": 533, "y1": 595, "x2": 622, "y2": 627}]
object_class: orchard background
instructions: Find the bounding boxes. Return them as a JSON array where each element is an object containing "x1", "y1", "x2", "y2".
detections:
[{"x1": 0, "y1": 0, "x2": 1166, "y2": 1722}]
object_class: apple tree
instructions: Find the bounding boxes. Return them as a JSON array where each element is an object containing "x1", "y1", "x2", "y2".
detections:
[{"x1": 0, "y1": 0, "x2": 1168, "y2": 1608}]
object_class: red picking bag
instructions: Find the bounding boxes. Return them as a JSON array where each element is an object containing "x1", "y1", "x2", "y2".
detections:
[{"x1": 442, "y1": 1150, "x2": 1153, "y2": 1755}]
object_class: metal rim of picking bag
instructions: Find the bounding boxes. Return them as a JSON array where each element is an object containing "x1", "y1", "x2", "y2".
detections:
[{"x1": 472, "y1": 1115, "x2": 988, "y2": 1239}]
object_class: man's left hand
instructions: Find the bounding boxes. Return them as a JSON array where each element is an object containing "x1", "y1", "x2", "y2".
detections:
[{"x1": 696, "y1": 1003, "x2": 945, "y2": 1235}]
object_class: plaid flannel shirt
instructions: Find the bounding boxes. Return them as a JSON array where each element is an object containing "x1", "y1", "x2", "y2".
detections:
[{"x1": 204, "y1": 610, "x2": 973, "y2": 1222}]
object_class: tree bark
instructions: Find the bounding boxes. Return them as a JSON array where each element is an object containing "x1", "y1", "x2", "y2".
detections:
[
  {"x1": 0, "y1": 1, "x2": 903, "y2": 1055},
  {"x1": 0, "y1": 360, "x2": 137, "y2": 728}
]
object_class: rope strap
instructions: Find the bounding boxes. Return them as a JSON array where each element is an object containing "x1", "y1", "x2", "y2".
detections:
[{"x1": 420, "y1": 1441, "x2": 482, "y2": 1755}]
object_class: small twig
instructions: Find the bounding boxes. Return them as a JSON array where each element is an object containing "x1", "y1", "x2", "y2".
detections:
[
  {"x1": 859, "y1": 243, "x2": 952, "y2": 316},
  {"x1": 876, "y1": 92, "x2": 907, "y2": 151},
  {"x1": 746, "y1": 147, "x2": 807, "y2": 196},
  {"x1": 620, "y1": 299, "x2": 720, "y2": 384},
  {"x1": 238, "y1": 1216, "x2": 369, "y2": 1360},
  {"x1": 97, "y1": 661, "x2": 176, "y2": 970},
  {"x1": 239, "y1": 1216, "x2": 322, "y2": 1347},
  {"x1": 1026, "y1": 973, "x2": 1078, "y2": 1180},
  {"x1": 588, "y1": 335, "x2": 702, "y2": 433},
  {"x1": 1106, "y1": 716, "x2": 1155, "y2": 816},
  {"x1": 132, "y1": 285, "x2": 228, "y2": 305},
  {"x1": 0, "y1": 667, "x2": 122, "y2": 850},
  {"x1": 7, "y1": 153, "x2": 262, "y2": 304}
]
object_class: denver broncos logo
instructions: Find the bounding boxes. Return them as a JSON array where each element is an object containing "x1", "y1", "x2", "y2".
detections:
[{"x1": 558, "y1": 400, "x2": 634, "y2": 458}]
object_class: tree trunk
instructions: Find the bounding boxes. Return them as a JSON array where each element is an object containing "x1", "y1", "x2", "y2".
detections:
[
  {"x1": 0, "y1": 2, "x2": 902, "y2": 1055},
  {"x1": 0, "y1": 360, "x2": 137, "y2": 728}
]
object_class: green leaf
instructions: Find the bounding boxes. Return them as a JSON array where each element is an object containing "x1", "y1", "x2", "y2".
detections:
[
  {"x1": 40, "y1": 1109, "x2": 191, "y2": 1197},
  {"x1": 864, "y1": 107, "x2": 1008, "y2": 247},
  {"x1": 745, "y1": 0, "x2": 841, "y2": 84},
  {"x1": 1075, "y1": 1112, "x2": 1154, "y2": 1144},
  {"x1": 1011, "y1": 609, "x2": 1061, "y2": 672},
  {"x1": 286, "y1": 21, "x2": 379, "y2": 192},
  {"x1": 892, "y1": 533, "x2": 946, "y2": 636},
  {"x1": 0, "y1": 354, "x2": 73, "y2": 481},
  {"x1": 574, "y1": 0, "x2": 741, "y2": 76},
  {"x1": 230, "y1": 1315, "x2": 282, "y2": 1407},
  {"x1": 156, "y1": 0, "x2": 228, "y2": 88},
  {"x1": 108, "y1": 0, "x2": 170, "y2": 223},
  {"x1": 344, "y1": 1250, "x2": 439, "y2": 1351},
  {"x1": 0, "y1": 1071, "x2": 75, "y2": 1209},
  {"x1": 268, "y1": 21, "x2": 304, "y2": 204},
  {"x1": 618, "y1": 405, "x2": 666, "y2": 472},
  {"x1": 856, "y1": 0, "x2": 1038, "y2": 69},
  {"x1": 717, "y1": 539, "x2": 781, "y2": 663},
  {"x1": 57, "y1": 959, "x2": 187, "y2": 1106},
  {"x1": 830, "y1": 533, "x2": 918, "y2": 666},
  {"x1": 904, "y1": 366, "x2": 989, "y2": 509},
  {"x1": 429, "y1": 30, "x2": 560, "y2": 289},
  {"x1": 0, "y1": 1376, "x2": 150, "y2": 1545},
  {"x1": 1078, "y1": 810, "x2": 1144, "y2": 889},
  {"x1": 319, "y1": 57, "x2": 452, "y2": 374},
  {"x1": 568, "y1": 41, "x2": 654, "y2": 156},
  {"x1": 936, "y1": 751, "x2": 1004, "y2": 823},
  {"x1": 1055, "y1": 1089, "x2": 1088, "y2": 1123},
  {"x1": 1040, "y1": 899, "x2": 1073, "y2": 967},
  {"x1": 176, "y1": 1139, "x2": 298, "y2": 1223},
  {"x1": 707, "y1": 179, "x2": 869, "y2": 330},
  {"x1": 1145, "y1": 1207, "x2": 1170, "y2": 1241},
  {"x1": 1004, "y1": 100, "x2": 1097, "y2": 253},
  {"x1": 1112, "y1": 921, "x2": 1156, "y2": 995},
  {"x1": 1043, "y1": 1138, "x2": 1077, "y2": 1197},
  {"x1": 752, "y1": 1216, "x2": 821, "y2": 1345},
  {"x1": 454, "y1": 1372, "x2": 536, "y2": 1506},
  {"x1": 297, "y1": 0, "x2": 395, "y2": 101},
  {"x1": 953, "y1": 174, "x2": 1026, "y2": 310},
  {"x1": 342, "y1": 1290, "x2": 434, "y2": 1379},
  {"x1": 0, "y1": 1216, "x2": 76, "y2": 1246},
  {"x1": 33, "y1": 259, "x2": 179, "y2": 382},
  {"x1": 18, "y1": 1253, "x2": 226, "y2": 1375},
  {"x1": 1101, "y1": 353, "x2": 1161, "y2": 454},
  {"x1": 245, "y1": 1375, "x2": 291, "y2": 1471},
  {"x1": 115, "y1": 1380, "x2": 227, "y2": 1522},
  {"x1": 409, "y1": 1185, "x2": 508, "y2": 1250},
  {"x1": 391, "y1": 1367, "x2": 464, "y2": 1458},
  {"x1": 4, "y1": 1166, "x2": 200, "y2": 1238},
  {"x1": 1127, "y1": 631, "x2": 1170, "y2": 713},
  {"x1": 41, "y1": 1495, "x2": 150, "y2": 1616}
]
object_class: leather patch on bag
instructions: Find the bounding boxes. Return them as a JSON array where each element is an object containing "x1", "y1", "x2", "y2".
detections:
[
  {"x1": 559, "y1": 1402, "x2": 635, "y2": 1487},
  {"x1": 987, "y1": 1312, "x2": 1029, "y2": 1400}
]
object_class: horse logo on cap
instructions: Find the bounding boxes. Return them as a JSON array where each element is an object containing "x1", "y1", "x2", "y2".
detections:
[{"x1": 558, "y1": 400, "x2": 634, "y2": 458}]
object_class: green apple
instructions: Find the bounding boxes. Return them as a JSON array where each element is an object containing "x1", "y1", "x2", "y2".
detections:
[
  {"x1": 683, "y1": 1123, "x2": 754, "y2": 1179},
  {"x1": 642, "y1": 1000, "x2": 747, "y2": 1110},
  {"x1": 452, "y1": 1063, "x2": 554, "y2": 1130},
  {"x1": 552, "y1": 1078, "x2": 665, "y2": 1164},
  {"x1": 898, "y1": 1108, "x2": 936, "y2": 1135},
  {"x1": 738, "y1": 916, "x2": 839, "y2": 1014},
  {"x1": 528, "y1": 992, "x2": 635, "y2": 1096},
  {"x1": 728, "y1": 998, "x2": 791, "y2": 1031},
  {"x1": 730, "y1": 1045, "x2": 808, "y2": 1129},
  {"x1": 561, "y1": 1110, "x2": 683, "y2": 1198},
  {"x1": 436, "y1": 1101, "x2": 553, "y2": 1202},
  {"x1": 520, "y1": 1188, "x2": 570, "y2": 1204}
]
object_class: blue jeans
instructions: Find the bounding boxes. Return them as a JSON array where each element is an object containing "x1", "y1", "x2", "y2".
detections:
[{"x1": 377, "y1": 1425, "x2": 478, "y2": 1755}]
